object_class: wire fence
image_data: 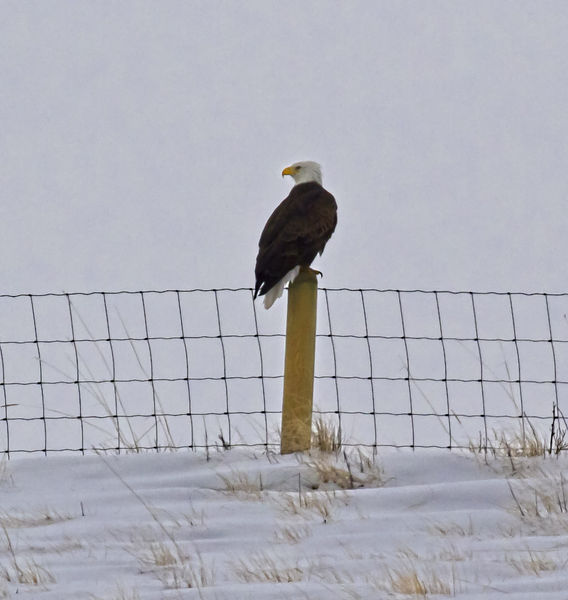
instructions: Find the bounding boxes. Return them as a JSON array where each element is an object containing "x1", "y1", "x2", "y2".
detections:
[{"x1": 1, "y1": 288, "x2": 567, "y2": 457}]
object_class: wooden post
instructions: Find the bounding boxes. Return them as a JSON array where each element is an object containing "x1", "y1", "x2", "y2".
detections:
[{"x1": 280, "y1": 267, "x2": 318, "y2": 454}]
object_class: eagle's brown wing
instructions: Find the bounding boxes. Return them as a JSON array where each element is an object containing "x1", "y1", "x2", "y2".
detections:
[{"x1": 254, "y1": 182, "x2": 337, "y2": 298}]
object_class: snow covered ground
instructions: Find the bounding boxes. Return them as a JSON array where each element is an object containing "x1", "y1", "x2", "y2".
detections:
[{"x1": 2, "y1": 444, "x2": 568, "y2": 599}]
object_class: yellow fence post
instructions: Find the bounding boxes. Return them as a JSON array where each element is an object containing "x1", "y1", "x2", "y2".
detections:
[{"x1": 280, "y1": 267, "x2": 318, "y2": 454}]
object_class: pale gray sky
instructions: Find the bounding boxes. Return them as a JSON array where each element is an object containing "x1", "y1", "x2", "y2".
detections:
[{"x1": 2, "y1": 1, "x2": 567, "y2": 295}]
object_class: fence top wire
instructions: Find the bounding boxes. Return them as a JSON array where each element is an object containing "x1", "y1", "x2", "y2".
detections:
[
  {"x1": 1, "y1": 286, "x2": 568, "y2": 457},
  {"x1": 1, "y1": 287, "x2": 568, "y2": 299}
]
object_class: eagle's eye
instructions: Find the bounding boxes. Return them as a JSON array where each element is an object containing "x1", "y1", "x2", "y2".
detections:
[{"x1": 296, "y1": 165, "x2": 302, "y2": 170}]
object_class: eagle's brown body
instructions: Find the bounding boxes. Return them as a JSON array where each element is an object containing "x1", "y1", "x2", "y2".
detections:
[{"x1": 254, "y1": 181, "x2": 337, "y2": 300}]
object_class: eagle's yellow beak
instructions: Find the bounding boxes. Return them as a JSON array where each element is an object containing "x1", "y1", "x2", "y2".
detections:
[{"x1": 281, "y1": 166, "x2": 294, "y2": 177}]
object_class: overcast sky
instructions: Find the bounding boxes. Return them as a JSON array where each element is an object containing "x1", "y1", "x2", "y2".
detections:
[{"x1": 2, "y1": 1, "x2": 567, "y2": 296}]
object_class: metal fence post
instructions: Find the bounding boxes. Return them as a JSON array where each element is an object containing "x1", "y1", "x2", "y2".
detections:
[{"x1": 280, "y1": 267, "x2": 318, "y2": 454}]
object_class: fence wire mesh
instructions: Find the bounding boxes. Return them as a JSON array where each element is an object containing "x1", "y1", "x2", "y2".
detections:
[{"x1": 1, "y1": 288, "x2": 567, "y2": 457}]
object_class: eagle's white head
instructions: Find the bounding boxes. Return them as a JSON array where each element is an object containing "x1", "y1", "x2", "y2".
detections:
[{"x1": 282, "y1": 161, "x2": 322, "y2": 186}]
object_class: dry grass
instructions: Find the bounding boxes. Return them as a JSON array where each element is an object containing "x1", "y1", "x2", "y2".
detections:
[
  {"x1": 232, "y1": 552, "x2": 304, "y2": 584},
  {"x1": 135, "y1": 505, "x2": 205, "y2": 531},
  {"x1": 0, "y1": 508, "x2": 72, "y2": 529},
  {"x1": 137, "y1": 540, "x2": 180, "y2": 568},
  {"x1": 380, "y1": 554, "x2": 458, "y2": 597},
  {"x1": 0, "y1": 558, "x2": 55, "y2": 586},
  {"x1": 508, "y1": 470, "x2": 568, "y2": 524},
  {"x1": 102, "y1": 457, "x2": 214, "y2": 590},
  {"x1": 135, "y1": 540, "x2": 215, "y2": 589},
  {"x1": 361, "y1": 548, "x2": 461, "y2": 597},
  {"x1": 435, "y1": 543, "x2": 472, "y2": 563},
  {"x1": 127, "y1": 526, "x2": 215, "y2": 590},
  {"x1": 311, "y1": 416, "x2": 343, "y2": 453},
  {"x1": 273, "y1": 524, "x2": 312, "y2": 544},
  {"x1": 217, "y1": 469, "x2": 263, "y2": 499},
  {"x1": 305, "y1": 458, "x2": 354, "y2": 489},
  {"x1": 471, "y1": 426, "x2": 544, "y2": 460},
  {"x1": 509, "y1": 471, "x2": 568, "y2": 517},
  {"x1": 0, "y1": 523, "x2": 55, "y2": 587},
  {"x1": 507, "y1": 547, "x2": 568, "y2": 576},
  {"x1": 385, "y1": 567, "x2": 454, "y2": 596},
  {"x1": 27, "y1": 536, "x2": 84, "y2": 556},
  {"x1": 506, "y1": 468, "x2": 568, "y2": 541},
  {"x1": 125, "y1": 525, "x2": 216, "y2": 590},
  {"x1": 429, "y1": 517, "x2": 475, "y2": 538},
  {"x1": 470, "y1": 409, "x2": 568, "y2": 474},
  {"x1": 302, "y1": 448, "x2": 383, "y2": 490},
  {"x1": 274, "y1": 489, "x2": 348, "y2": 522},
  {"x1": 314, "y1": 566, "x2": 356, "y2": 586},
  {"x1": 498, "y1": 524, "x2": 523, "y2": 538}
]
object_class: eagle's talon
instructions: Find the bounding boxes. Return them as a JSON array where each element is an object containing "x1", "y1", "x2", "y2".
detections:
[{"x1": 299, "y1": 265, "x2": 323, "y2": 278}]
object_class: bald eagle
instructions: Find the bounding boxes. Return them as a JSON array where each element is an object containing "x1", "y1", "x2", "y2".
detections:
[{"x1": 254, "y1": 161, "x2": 337, "y2": 309}]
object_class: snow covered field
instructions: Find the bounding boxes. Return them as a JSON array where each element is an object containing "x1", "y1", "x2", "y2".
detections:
[{"x1": 2, "y1": 442, "x2": 568, "y2": 599}]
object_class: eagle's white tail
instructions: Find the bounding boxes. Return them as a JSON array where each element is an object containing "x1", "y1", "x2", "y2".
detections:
[{"x1": 263, "y1": 266, "x2": 300, "y2": 309}]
